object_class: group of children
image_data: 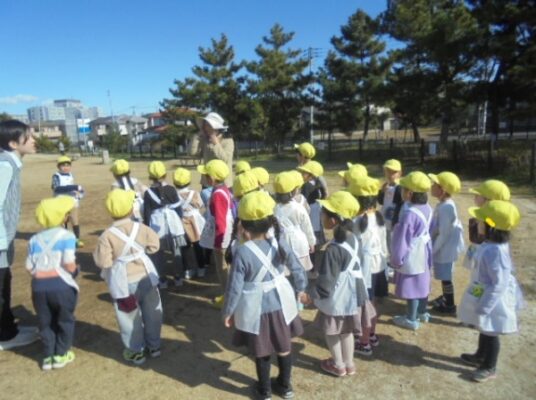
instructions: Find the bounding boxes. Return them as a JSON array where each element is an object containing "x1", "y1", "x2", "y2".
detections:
[{"x1": 11, "y1": 126, "x2": 523, "y2": 397}]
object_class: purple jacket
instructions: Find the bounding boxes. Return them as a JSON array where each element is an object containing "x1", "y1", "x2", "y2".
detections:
[{"x1": 390, "y1": 203, "x2": 433, "y2": 299}]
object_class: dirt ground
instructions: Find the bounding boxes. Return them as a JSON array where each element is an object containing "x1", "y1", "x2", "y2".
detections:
[{"x1": 1, "y1": 154, "x2": 535, "y2": 400}]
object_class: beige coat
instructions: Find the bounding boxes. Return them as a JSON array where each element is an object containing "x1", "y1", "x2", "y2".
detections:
[
  {"x1": 190, "y1": 134, "x2": 234, "y2": 187},
  {"x1": 93, "y1": 218, "x2": 160, "y2": 283}
]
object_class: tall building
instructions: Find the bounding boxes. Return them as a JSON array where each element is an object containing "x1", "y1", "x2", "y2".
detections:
[{"x1": 27, "y1": 99, "x2": 101, "y2": 143}]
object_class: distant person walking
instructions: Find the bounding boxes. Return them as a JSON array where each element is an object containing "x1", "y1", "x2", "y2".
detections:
[
  {"x1": 189, "y1": 112, "x2": 234, "y2": 188},
  {"x1": 58, "y1": 141, "x2": 65, "y2": 155}
]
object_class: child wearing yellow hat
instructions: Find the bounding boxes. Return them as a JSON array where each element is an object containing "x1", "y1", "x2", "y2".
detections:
[
  {"x1": 295, "y1": 141, "x2": 329, "y2": 196},
  {"x1": 428, "y1": 172, "x2": 465, "y2": 314},
  {"x1": 197, "y1": 159, "x2": 234, "y2": 306},
  {"x1": 234, "y1": 160, "x2": 251, "y2": 176},
  {"x1": 297, "y1": 160, "x2": 328, "y2": 263},
  {"x1": 173, "y1": 168, "x2": 206, "y2": 280},
  {"x1": 93, "y1": 189, "x2": 162, "y2": 365},
  {"x1": 338, "y1": 163, "x2": 368, "y2": 188},
  {"x1": 26, "y1": 196, "x2": 79, "y2": 370},
  {"x1": 378, "y1": 159, "x2": 404, "y2": 238},
  {"x1": 273, "y1": 172, "x2": 316, "y2": 272},
  {"x1": 305, "y1": 191, "x2": 372, "y2": 377},
  {"x1": 110, "y1": 159, "x2": 147, "y2": 221},
  {"x1": 458, "y1": 200, "x2": 522, "y2": 382},
  {"x1": 464, "y1": 180, "x2": 511, "y2": 271},
  {"x1": 143, "y1": 161, "x2": 186, "y2": 289},
  {"x1": 222, "y1": 191, "x2": 307, "y2": 399},
  {"x1": 390, "y1": 171, "x2": 433, "y2": 330},
  {"x1": 349, "y1": 176, "x2": 388, "y2": 355},
  {"x1": 51, "y1": 156, "x2": 85, "y2": 247},
  {"x1": 288, "y1": 170, "x2": 310, "y2": 214}
]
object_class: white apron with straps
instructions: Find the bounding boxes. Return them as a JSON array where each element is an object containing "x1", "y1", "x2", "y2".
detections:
[
  {"x1": 398, "y1": 207, "x2": 431, "y2": 275},
  {"x1": 177, "y1": 188, "x2": 206, "y2": 237},
  {"x1": 146, "y1": 188, "x2": 185, "y2": 238},
  {"x1": 314, "y1": 238, "x2": 363, "y2": 316},
  {"x1": 100, "y1": 223, "x2": 160, "y2": 299},
  {"x1": 458, "y1": 243, "x2": 520, "y2": 334},
  {"x1": 114, "y1": 176, "x2": 145, "y2": 220},
  {"x1": 233, "y1": 240, "x2": 298, "y2": 335},
  {"x1": 199, "y1": 187, "x2": 233, "y2": 249},
  {"x1": 358, "y1": 227, "x2": 385, "y2": 289},
  {"x1": 275, "y1": 202, "x2": 310, "y2": 259},
  {"x1": 30, "y1": 230, "x2": 79, "y2": 291}
]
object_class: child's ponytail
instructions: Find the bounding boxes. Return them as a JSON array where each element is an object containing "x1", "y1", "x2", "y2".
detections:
[{"x1": 334, "y1": 218, "x2": 354, "y2": 242}]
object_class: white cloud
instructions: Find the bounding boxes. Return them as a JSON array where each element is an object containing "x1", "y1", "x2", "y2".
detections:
[{"x1": 0, "y1": 94, "x2": 39, "y2": 105}]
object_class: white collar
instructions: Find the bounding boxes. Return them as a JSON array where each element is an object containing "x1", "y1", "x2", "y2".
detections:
[{"x1": 5, "y1": 151, "x2": 22, "y2": 169}]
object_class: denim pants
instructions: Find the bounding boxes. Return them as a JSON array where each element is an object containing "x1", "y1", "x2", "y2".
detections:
[
  {"x1": 113, "y1": 276, "x2": 162, "y2": 352},
  {"x1": 32, "y1": 281, "x2": 77, "y2": 357}
]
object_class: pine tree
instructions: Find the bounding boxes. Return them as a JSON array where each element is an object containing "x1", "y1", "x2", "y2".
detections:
[{"x1": 247, "y1": 24, "x2": 310, "y2": 150}]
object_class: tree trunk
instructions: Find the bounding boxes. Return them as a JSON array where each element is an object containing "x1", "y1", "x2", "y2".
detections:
[
  {"x1": 411, "y1": 121, "x2": 420, "y2": 143},
  {"x1": 328, "y1": 129, "x2": 333, "y2": 161},
  {"x1": 363, "y1": 104, "x2": 370, "y2": 141}
]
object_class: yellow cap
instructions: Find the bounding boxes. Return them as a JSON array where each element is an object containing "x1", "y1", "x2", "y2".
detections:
[
  {"x1": 288, "y1": 170, "x2": 304, "y2": 190},
  {"x1": 148, "y1": 161, "x2": 166, "y2": 179},
  {"x1": 57, "y1": 156, "x2": 72, "y2": 165},
  {"x1": 339, "y1": 163, "x2": 368, "y2": 183},
  {"x1": 298, "y1": 160, "x2": 324, "y2": 178},
  {"x1": 468, "y1": 200, "x2": 520, "y2": 231},
  {"x1": 196, "y1": 159, "x2": 230, "y2": 182},
  {"x1": 348, "y1": 176, "x2": 381, "y2": 197},
  {"x1": 274, "y1": 171, "x2": 297, "y2": 194},
  {"x1": 110, "y1": 159, "x2": 130, "y2": 175},
  {"x1": 173, "y1": 168, "x2": 191, "y2": 187},
  {"x1": 35, "y1": 196, "x2": 75, "y2": 228},
  {"x1": 318, "y1": 191, "x2": 360, "y2": 220},
  {"x1": 251, "y1": 167, "x2": 270, "y2": 186},
  {"x1": 399, "y1": 171, "x2": 431, "y2": 193},
  {"x1": 235, "y1": 160, "x2": 251, "y2": 175},
  {"x1": 294, "y1": 142, "x2": 316, "y2": 159},
  {"x1": 105, "y1": 189, "x2": 136, "y2": 218},
  {"x1": 469, "y1": 180, "x2": 511, "y2": 201},
  {"x1": 383, "y1": 159, "x2": 402, "y2": 172},
  {"x1": 428, "y1": 172, "x2": 461, "y2": 195},
  {"x1": 238, "y1": 191, "x2": 276, "y2": 221},
  {"x1": 233, "y1": 171, "x2": 259, "y2": 198}
]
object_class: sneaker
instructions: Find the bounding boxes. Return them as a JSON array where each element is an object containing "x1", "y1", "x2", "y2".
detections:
[
  {"x1": 271, "y1": 378, "x2": 294, "y2": 399},
  {"x1": 197, "y1": 268, "x2": 206, "y2": 278},
  {"x1": 174, "y1": 276, "x2": 184, "y2": 287},
  {"x1": 52, "y1": 350, "x2": 75, "y2": 369},
  {"x1": 42, "y1": 356, "x2": 53, "y2": 371},
  {"x1": 148, "y1": 348, "x2": 161, "y2": 358},
  {"x1": 369, "y1": 334, "x2": 380, "y2": 347},
  {"x1": 345, "y1": 365, "x2": 357, "y2": 376},
  {"x1": 213, "y1": 295, "x2": 225, "y2": 309},
  {"x1": 432, "y1": 303, "x2": 457, "y2": 314},
  {"x1": 184, "y1": 269, "x2": 196, "y2": 280},
  {"x1": 158, "y1": 279, "x2": 168, "y2": 290},
  {"x1": 472, "y1": 368, "x2": 497, "y2": 382},
  {"x1": 252, "y1": 384, "x2": 271, "y2": 400},
  {"x1": 0, "y1": 330, "x2": 39, "y2": 350},
  {"x1": 76, "y1": 239, "x2": 85, "y2": 248},
  {"x1": 393, "y1": 315, "x2": 420, "y2": 331},
  {"x1": 320, "y1": 358, "x2": 347, "y2": 377},
  {"x1": 355, "y1": 341, "x2": 373, "y2": 356},
  {"x1": 418, "y1": 312, "x2": 431, "y2": 323},
  {"x1": 123, "y1": 349, "x2": 146, "y2": 365},
  {"x1": 461, "y1": 353, "x2": 484, "y2": 368},
  {"x1": 430, "y1": 295, "x2": 445, "y2": 307}
]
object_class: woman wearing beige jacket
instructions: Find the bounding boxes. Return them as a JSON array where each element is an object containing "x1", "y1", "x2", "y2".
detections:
[{"x1": 189, "y1": 112, "x2": 234, "y2": 188}]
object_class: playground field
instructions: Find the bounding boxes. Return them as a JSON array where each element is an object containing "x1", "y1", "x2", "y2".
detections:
[{"x1": 1, "y1": 154, "x2": 535, "y2": 400}]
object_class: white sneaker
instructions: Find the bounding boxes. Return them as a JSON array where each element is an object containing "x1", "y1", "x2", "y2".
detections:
[
  {"x1": 184, "y1": 269, "x2": 197, "y2": 280},
  {"x1": 197, "y1": 268, "x2": 206, "y2": 278},
  {"x1": 0, "y1": 330, "x2": 39, "y2": 350}
]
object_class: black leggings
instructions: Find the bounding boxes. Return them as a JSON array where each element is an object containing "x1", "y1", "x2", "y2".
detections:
[{"x1": 477, "y1": 333, "x2": 500, "y2": 370}]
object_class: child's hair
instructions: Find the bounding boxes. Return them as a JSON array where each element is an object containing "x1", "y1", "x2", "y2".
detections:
[
  {"x1": 241, "y1": 215, "x2": 279, "y2": 237},
  {"x1": 485, "y1": 224, "x2": 510, "y2": 243},
  {"x1": 410, "y1": 192, "x2": 428, "y2": 204},
  {"x1": 0, "y1": 120, "x2": 30, "y2": 151},
  {"x1": 175, "y1": 183, "x2": 190, "y2": 190},
  {"x1": 357, "y1": 195, "x2": 385, "y2": 233},
  {"x1": 275, "y1": 192, "x2": 293, "y2": 204},
  {"x1": 323, "y1": 208, "x2": 354, "y2": 242}
]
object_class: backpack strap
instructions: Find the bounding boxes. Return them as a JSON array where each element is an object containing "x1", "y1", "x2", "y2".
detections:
[{"x1": 146, "y1": 188, "x2": 162, "y2": 205}]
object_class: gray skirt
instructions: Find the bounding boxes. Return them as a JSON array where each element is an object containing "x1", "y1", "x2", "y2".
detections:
[
  {"x1": 315, "y1": 311, "x2": 361, "y2": 336},
  {"x1": 232, "y1": 310, "x2": 303, "y2": 358}
]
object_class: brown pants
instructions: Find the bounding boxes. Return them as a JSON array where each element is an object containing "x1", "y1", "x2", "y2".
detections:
[{"x1": 212, "y1": 248, "x2": 229, "y2": 292}]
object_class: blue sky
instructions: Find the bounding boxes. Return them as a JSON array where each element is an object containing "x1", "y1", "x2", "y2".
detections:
[{"x1": 0, "y1": 0, "x2": 388, "y2": 117}]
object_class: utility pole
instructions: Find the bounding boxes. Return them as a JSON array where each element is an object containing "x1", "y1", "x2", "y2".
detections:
[
  {"x1": 305, "y1": 47, "x2": 322, "y2": 144},
  {"x1": 107, "y1": 90, "x2": 115, "y2": 125}
]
